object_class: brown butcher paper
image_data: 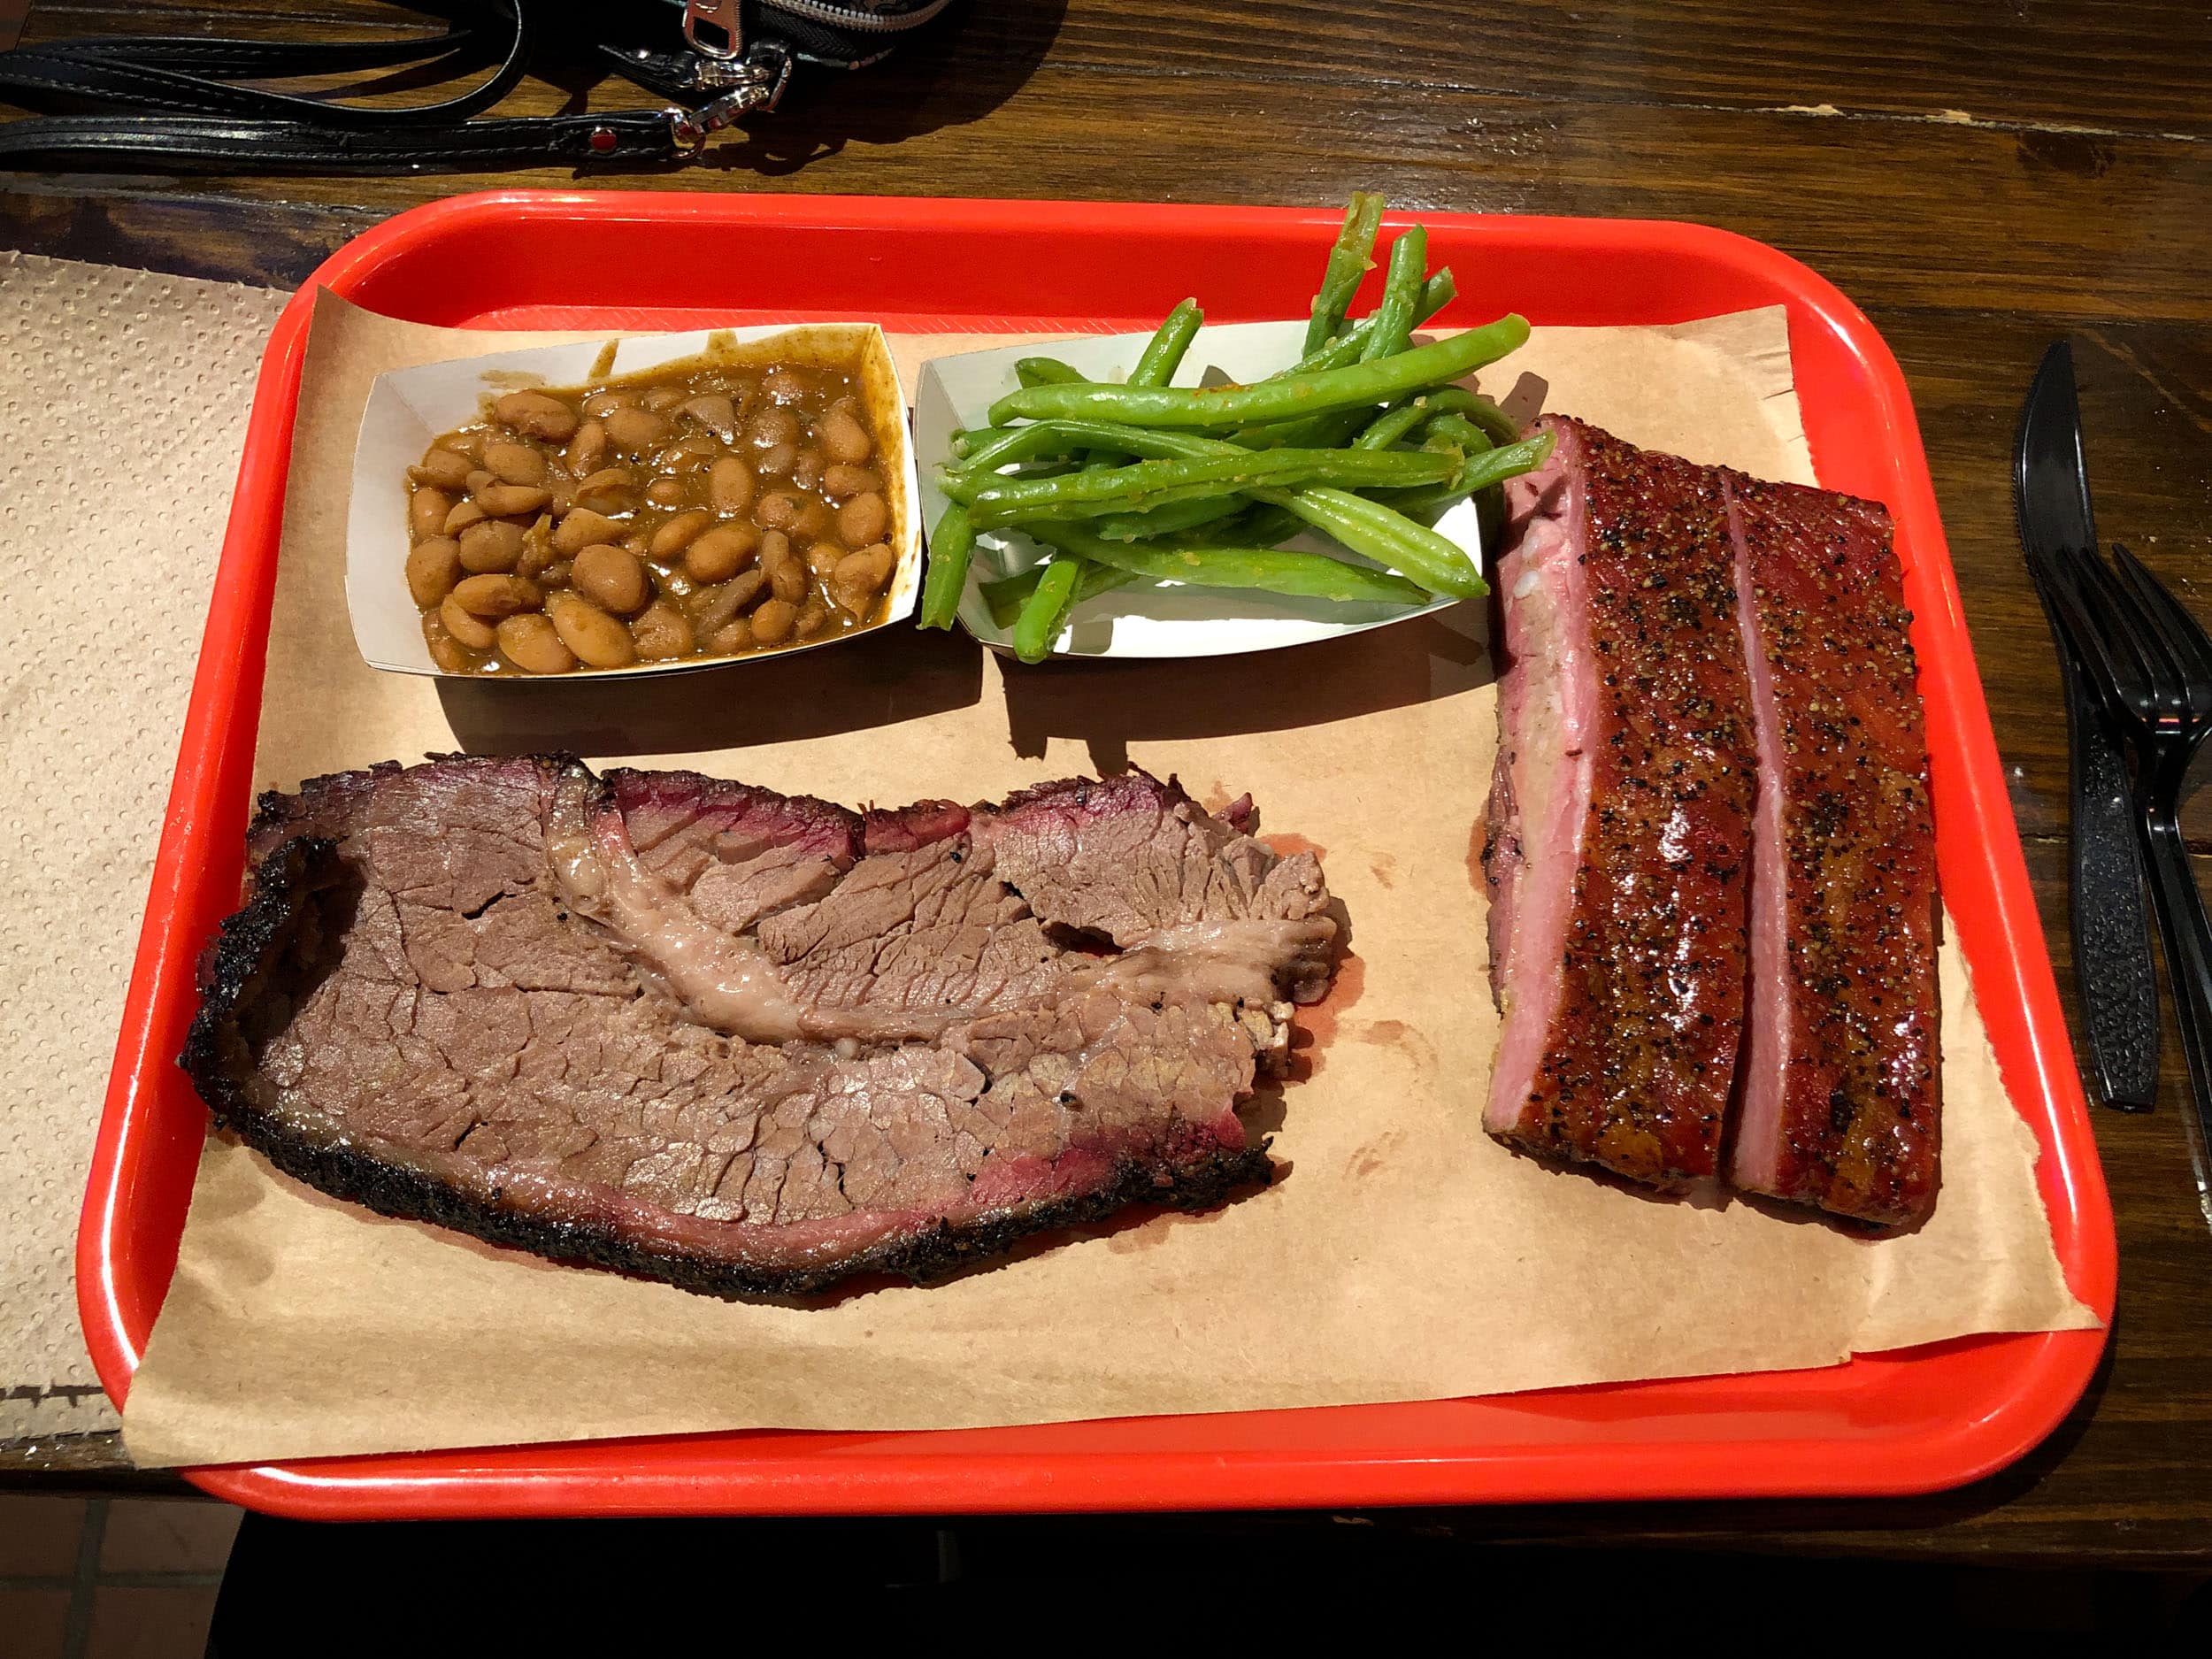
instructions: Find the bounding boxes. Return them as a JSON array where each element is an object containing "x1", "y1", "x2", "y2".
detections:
[{"x1": 120, "y1": 292, "x2": 2093, "y2": 1467}]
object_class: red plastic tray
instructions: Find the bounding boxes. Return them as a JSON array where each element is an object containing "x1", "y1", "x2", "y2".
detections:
[{"x1": 80, "y1": 192, "x2": 2114, "y2": 1519}]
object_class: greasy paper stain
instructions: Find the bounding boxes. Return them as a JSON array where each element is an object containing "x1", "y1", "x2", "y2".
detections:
[
  {"x1": 1349, "y1": 1130, "x2": 1404, "y2": 1180},
  {"x1": 1351, "y1": 1018, "x2": 1438, "y2": 1075},
  {"x1": 1466, "y1": 816, "x2": 1490, "y2": 894},
  {"x1": 1293, "y1": 952, "x2": 1366, "y2": 1078}
]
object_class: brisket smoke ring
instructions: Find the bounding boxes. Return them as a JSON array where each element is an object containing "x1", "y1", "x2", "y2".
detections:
[
  {"x1": 1485, "y1": 417, "x2": 1939, "y2": 1225},
  {"x1": 183, "y1": 759, "x2": 1339, "y2": 1297}
]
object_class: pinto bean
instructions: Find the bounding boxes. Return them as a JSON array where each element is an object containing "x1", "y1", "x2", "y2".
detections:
[
  {"x1": 602, "y1": 405, "x2": 668, "y2": 454},
  {"x1": 412, "y1": 448, "x2": 474, "y2": 489},
  {"x1": 837, "y1": 491, "x2": 888, "y2": 549},
  {"x1": 572, "y1": 543, "x2": 650, "y2": 615},
  {"x1": 685, "y1": 523, "x2": 760, "y2": 584},
  {"x1": 451, "y1": 572, "x2": 541, "y2": 618},
  {"x1": 749, "y1": 597, "x2": 796, "y2": 646},
  {"x1": 483, "y1": 441, "x2": 548, "y2": 486},
  {"x1": 708, "y1": 456, "x2": 756, "y2": 514},
  {"x1": 691, "y1": 570, "x2": 767, "y2": 635},
  {"x1": 405, "y1": 537, "x2": 462, "y2": 608},
  {"x1": 547, "y1": 593, "x2": 636, "y2": 668},
  {"x1": 441, "y1": 593, "x2": 496, "y2": 649},
  {"x1": 630, "y1": 599, "x2": 695, "y2": 660},
  {"x1": 551, "y1": 509, "x2": 621, "y2": 555},
  {"x1": 565, "y1": 419, "x2": 609, "y2": 477},
  {"x1": 457, "y1": 518, "x2": 526, "y2": 574},
  {"x1": 493, "y1": 390, "x2": 578, "y2": 442},
  {"x1": 495, "y1": 613, "x2": 577, "y2": 675},
  {"x1": 817, "y1": 403, "x2": 872, "y2": 465},
  {"x1": 409, "y1": 487, "x2": 453, "y2": 541},
  {"x1": 649, "y1": 510, "x2": 713, "y2": 558}
]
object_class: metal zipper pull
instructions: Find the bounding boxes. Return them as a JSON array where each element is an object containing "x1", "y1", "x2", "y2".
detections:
[
  {"x1": 684, "y1": 0, "x2": 745, "y2": 59},
  {"x1": 666, "y1": 38, "x2": 794, "y2": 149}
]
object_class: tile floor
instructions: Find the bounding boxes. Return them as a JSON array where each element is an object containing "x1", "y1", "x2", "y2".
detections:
[{"x1": 0, "y1": 1494, "x2": 238, "y2": 1659}]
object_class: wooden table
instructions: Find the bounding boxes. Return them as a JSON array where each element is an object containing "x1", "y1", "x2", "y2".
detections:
[{"x1": 3, "y1": 0, "x2": 2208, "y2": 1569}]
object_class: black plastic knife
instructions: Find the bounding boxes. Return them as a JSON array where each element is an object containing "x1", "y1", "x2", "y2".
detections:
[{"x1": 2016, "y1": 340, "x2": 2161, "y2": 1111}]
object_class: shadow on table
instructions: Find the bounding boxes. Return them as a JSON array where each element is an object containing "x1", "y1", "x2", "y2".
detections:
[{"x1": 526, "y1": 0, "x2": 1069, "y2": 180}]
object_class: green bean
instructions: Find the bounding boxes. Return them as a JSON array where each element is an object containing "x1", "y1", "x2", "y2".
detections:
[
  {"x1": 1132, "y1": 298, "x2": 1202, "y2": 388},
  {"x1": 1225, "y1": 275, "x2": 1465, "y2": 448},
  {"x1": 918, "y1": 504, "x2": 976, "y2": 630},
  {"x1": 1251, "y1": 484, "x2": 1484, "y2": 599},
  {"x1": 1371, "y1": 430, "x2": 1556, "y2": 519},
  {"x1": 1412, "y1": 386, "x2": 1523, "y2": 446},
  {"x1": 1234, "y1": 407, "x2": 1376, "y2": 453},
  {"x1": 1013, "y1": 557, "x2": 1083, "y2": 662},
  {"x1": 951, "y1": 420, "x2": 1217, "y2": 481},
  {"x1": 1093, "y1": 494, "x2": 1250, "y2": 542},
  {"x1": 1422, "y1": 412, "x2": 1498, "y2": 457},
  {"x1": 1288, "y1": 269, "x2": 1456, "y2": 378},
  {"x1": 1191, "y1": 503, "x2": 1305, "y2": 548},
  {"x1": 955, "y1": 423, "x2": 1083, "y2": 472},
  {"x1": 988, "y1": 314, "x2": 1530, "y2": 431},
  {"x1": 948, "y1": 419, "x2": 1475, "y2": 596},
  {"x1": 1055, "y1": 301, "x2": 1210, "y2": 596},
  {"x1": 1015, "y1": 356, "x2": 1087, "y2": 388},
  {"x1": 1303, "y1": 193, "x2": 1386, "y2": 356},
  {"x1": 952, "y1": 447, "x2": 1462, "y2": 529},
  {"x1": 1361, "y1": 226, "x2": 1428, "y2": 362},
  {"x1": 984, "y1": 561, "x2": 1138, "y2": 628},
  {"x1": 1032, "y1": 522, "x2": 1428, "y2": 608},
  {"x1": 1353, "y1": 397, "x2": 1436, "y2": 451}
]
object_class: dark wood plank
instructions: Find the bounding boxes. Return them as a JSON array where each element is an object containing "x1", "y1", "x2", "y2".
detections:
[
  {"x1": 1870, "y1": 308, "x2": 2212, "y2": 849},
  {"x1": 29, "y1": 0, "x2": 2212, "y2": 138},
  {"x1": 3, "y1": 16, "x2": 2209, "y2": 320},
  {"x1": 0, "y1": 178, "x2": 373, "y2": 285}
]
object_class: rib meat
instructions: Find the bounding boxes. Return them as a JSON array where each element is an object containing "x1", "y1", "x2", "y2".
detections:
[
  {"x1": 1726, "y1": 473, "x2": 1940, "y2": 1225},
  {"x1": 183, "y1": 757, "x2": 1339, "y2": 1296},
  {"x1": 1483, "y1": 416, "x2": 1760, "y2": 1186}
]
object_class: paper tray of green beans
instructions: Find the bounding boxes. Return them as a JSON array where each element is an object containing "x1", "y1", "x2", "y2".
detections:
[
  {"x1": 910, "y1": 200, "x2": 1549, "y2": 661},
  {"x1": 911, "y1": 323, "x2": 1531, "y2": 658}
]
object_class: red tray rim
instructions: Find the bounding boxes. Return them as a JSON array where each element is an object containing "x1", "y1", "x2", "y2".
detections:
[{"x1": 77, "y1": 191, "x2": 2116, "y2": 1519}]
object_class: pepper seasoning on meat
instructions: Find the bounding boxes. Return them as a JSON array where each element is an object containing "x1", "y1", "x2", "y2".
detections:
[{"x1": 1485, "y1": 418, "x2": 1760, "y2": 1187}]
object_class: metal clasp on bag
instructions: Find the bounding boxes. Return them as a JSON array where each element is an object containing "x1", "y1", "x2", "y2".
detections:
[{"x1": 666, "y1": 40, "x2": 794, "y2": 148}]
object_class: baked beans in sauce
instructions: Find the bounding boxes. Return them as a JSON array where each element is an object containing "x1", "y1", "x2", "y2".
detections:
[{"x1": 404, "y1": 362, "x2": 897, "y2": 675}]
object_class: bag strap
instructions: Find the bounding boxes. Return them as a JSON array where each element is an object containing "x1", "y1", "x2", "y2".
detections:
[
  {"x1": 0, "y1": 110, "x2": 682, "y2": 172},
  {"x1": 0, "y1": 2, "x2": 696, "y2": 170}
]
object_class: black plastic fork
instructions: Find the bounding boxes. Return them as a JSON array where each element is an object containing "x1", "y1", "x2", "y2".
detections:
[{"x1": 2034, "y1": 539, "x2": 2212, "y2": 1210}]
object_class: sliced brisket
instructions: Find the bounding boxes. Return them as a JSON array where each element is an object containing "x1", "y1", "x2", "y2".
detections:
[
  {"x1": 1726, "y1": 473, "x2": 1939, "y2": 1225},
  {"x1": 184, "y1": 757, "x2": 1337, "y2": 1297},
  {"x1": 1484, "y1": 416, "x2": 1760, "y2": 1187}
]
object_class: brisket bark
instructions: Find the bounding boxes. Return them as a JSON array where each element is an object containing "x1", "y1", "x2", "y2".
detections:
[{"x1": 183, "y1": 757, "x2": 1337, "y2": 1297}]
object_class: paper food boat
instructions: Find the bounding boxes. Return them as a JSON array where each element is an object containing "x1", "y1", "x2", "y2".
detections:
[
  {"x1": 912, "y1": 320, "x2": 1476, "y2": 660},
  {"x1": 348, "y1": 324, "x2": 922, "y2": 680}
]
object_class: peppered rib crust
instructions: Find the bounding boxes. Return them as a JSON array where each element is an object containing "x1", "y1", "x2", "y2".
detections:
[{"x1": 180, "y1": 777, "x2": 1283, "y2": 1301}]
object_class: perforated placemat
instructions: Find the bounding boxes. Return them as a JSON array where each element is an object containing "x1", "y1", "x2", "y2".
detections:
[{"x1": 0, "y1": 252, "x2": 290, "y2": 1441}]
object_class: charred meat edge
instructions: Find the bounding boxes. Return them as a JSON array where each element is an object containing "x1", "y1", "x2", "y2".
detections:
[{"x1": 180, "y1": 781, "x2": 1278, "y2": 1300}]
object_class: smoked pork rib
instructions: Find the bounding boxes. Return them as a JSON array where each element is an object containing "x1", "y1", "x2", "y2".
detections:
[
  {"x1": 1726, "y1": 474, "x2": 1939, "y2": 1225},
  {"x1": 182, "y1": 757, "x2": 1338, "y2": 1297},
  {"x1": 1483, "y1": 417, "x2": 1760, "y2": 1185}
]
